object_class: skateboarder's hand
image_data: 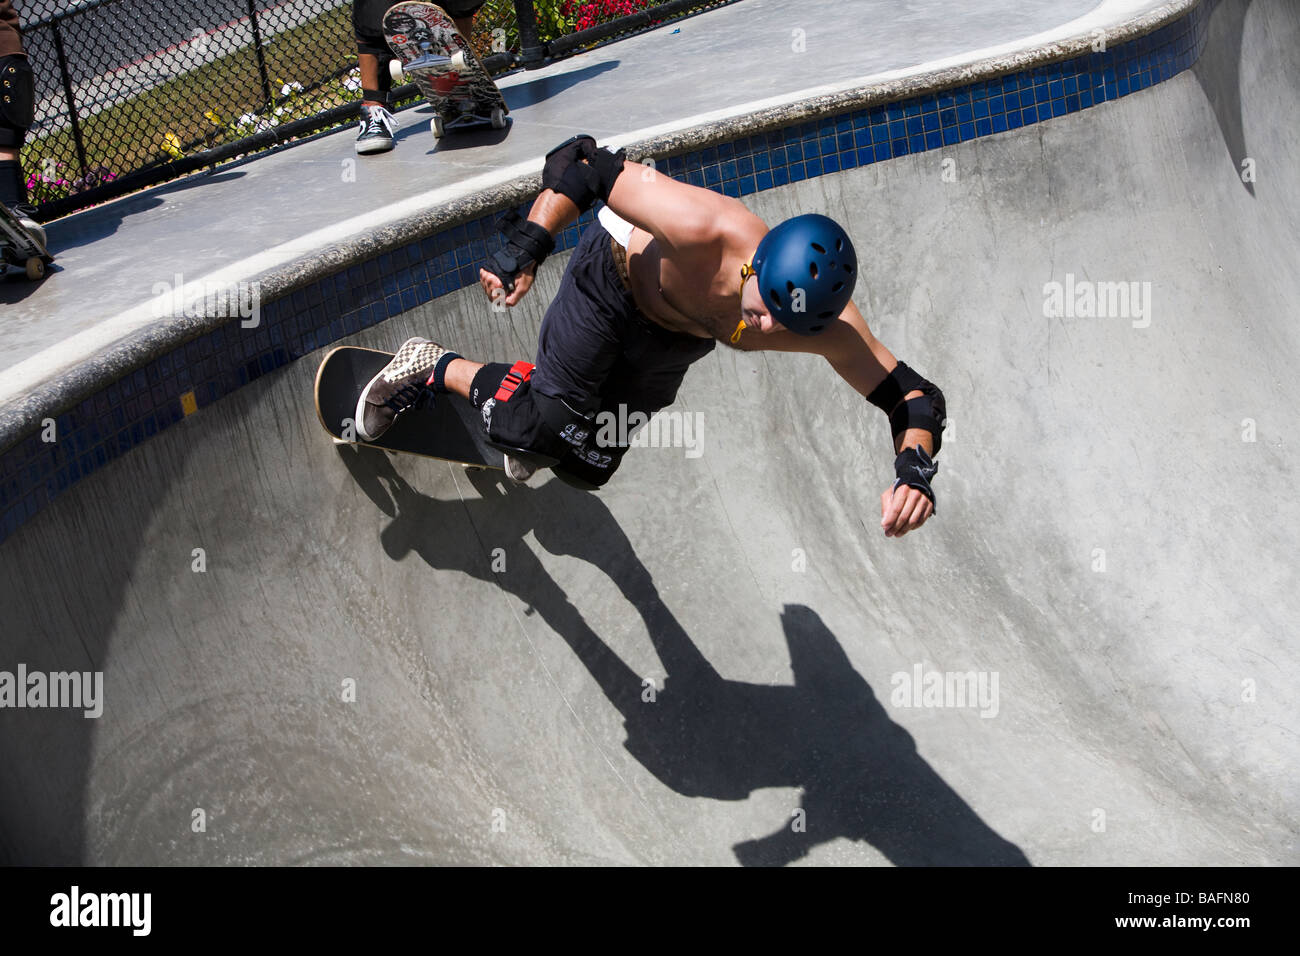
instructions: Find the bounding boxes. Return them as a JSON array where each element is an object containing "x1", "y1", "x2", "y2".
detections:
[
  {"x1": 480, "y1": 263, "x2": 535, "y2": 308},
  {"x1": 880, "y1": 483, "x2": 933, "y2": 538}
]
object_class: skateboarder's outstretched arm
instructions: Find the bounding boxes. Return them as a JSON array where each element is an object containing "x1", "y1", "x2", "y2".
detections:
[{"x1": 743, "y1": 300, "x2": 945, "y2": 539}]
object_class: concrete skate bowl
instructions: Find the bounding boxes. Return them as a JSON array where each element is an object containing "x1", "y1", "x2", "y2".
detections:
[{"x1": 1, "y1": 0, "x2": 1296, "y2": 865}]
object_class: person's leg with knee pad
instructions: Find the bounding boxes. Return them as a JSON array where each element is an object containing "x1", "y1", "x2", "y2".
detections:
[
  {"x1": 463, "y1": 362, "x2": 574, "y2": 483},
  {"x1": 1, "y1": 0, "x2": 43, "y2": 241}
]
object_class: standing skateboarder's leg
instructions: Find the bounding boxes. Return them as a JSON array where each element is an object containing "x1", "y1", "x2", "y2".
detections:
[
  {"x1": 0, "y1": 0, "x2": 42, "y2": 248},
  {"x1": 352, "y1": 0, "x2": 398, "y2": 154}
]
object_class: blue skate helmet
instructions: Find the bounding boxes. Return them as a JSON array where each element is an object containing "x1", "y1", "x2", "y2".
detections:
[{"x1": 746, "y1": 214, "x2": 857, "y2": 335}]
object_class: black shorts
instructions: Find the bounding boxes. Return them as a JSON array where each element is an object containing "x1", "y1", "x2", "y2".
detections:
[{"x1": 483, "y1": 220, "x2": 715, "y2": 488}]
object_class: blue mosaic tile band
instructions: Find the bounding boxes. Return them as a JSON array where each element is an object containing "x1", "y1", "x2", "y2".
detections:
[{"x1": 0, "y1": 4, "x2": 1211, "y2": 545}]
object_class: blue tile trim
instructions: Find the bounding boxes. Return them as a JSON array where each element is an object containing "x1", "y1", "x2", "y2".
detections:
[{"x1": 0, "y1": 6, "x2": 1209, "y2": 545}]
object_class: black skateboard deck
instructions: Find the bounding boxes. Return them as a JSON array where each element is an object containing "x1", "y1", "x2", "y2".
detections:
[
  {"x1": 314, "y1": 345, "x2": 503, "y2": 469},
  {"x1": 383, "y1": 1, "x2": 508, "y2": 139},
  {"x1": 0, "y1": 203, "x2": 53, "y2": 280}
]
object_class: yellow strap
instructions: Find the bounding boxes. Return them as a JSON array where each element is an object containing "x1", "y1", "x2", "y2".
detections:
[
  {"x1": 739, "y1": 262, "x2": 756, "y2": 294},
  {"x1": 733, "y1": 262, "x2": 757, "y2": 343}
]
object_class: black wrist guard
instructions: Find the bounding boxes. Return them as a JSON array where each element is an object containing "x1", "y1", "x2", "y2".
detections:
[
  {"x1": 486, "y1": 209, "x2": 555, "y2": 293},
  {"x1": 893, "y1": 445, "x2": 938, "y2": 509},
  {"x1": 542, "y1": 133, "x2": 625, "y2": 212},
  {"x1": 868, "y1": 361, "x2": 947, "y2": 453}
]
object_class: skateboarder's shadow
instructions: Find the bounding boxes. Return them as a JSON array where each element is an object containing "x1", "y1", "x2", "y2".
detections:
[{"x1": 341, "y1": 446, "x2": 1029, "y2": 867}]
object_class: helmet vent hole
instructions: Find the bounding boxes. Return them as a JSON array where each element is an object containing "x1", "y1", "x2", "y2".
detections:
[
  {"x1": 836, "y1": 238, "x2": 844, "y2": 251},
  {"x1": 786, "y1": 280, "x2": 796, "y2": 295},
  {"x1": 832, "y1": 281, "x2": 843, "y2": 293},
  {"x1": 844, "y1": 263, "x2": 854, "y2": 274},
  {"x1": 811, "y1": 242, "x2": 826, "y2": 254},
  {"x1": 818, "y1": 310, "x2": 834, "y2": 319},
  {"x1": 769, "y1": 288, "x2": 782, "y2": 307},
  {"x1": 808, "y1": 263, "x2": 819, "y2": 280},
  {"x1": 810, "y1": 324, "x2": 825, "y2": 332}
]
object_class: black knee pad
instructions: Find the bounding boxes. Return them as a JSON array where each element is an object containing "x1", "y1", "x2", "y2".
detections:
[
  {"x1": 470, "y1": 363, "x2": 630, "y2": 487},
  {"x1": 471, "y1": 364, "x2": 567, "y2": 463},
  {"x1": 468, "y1": 362, "x2": 519, "y2": 409},
  {"x1": 1, "y1": 56, "x2": 34, "y2": 148}
]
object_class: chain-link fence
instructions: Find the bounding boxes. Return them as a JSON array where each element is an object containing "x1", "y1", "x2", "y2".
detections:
[{"x1": 15, "y1": 0, "x2": 741, "y2": 219}]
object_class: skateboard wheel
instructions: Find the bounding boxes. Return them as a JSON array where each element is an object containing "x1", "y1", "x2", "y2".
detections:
[
  {"x1": 462, "y1": 464, "x2": 485, "y2": 471},
  {"x1": 490, "y1": 107, "x2": 506, "y2": 129},
  {"x1": 432, "y1": 114, "x2": 445, "y2": 139},
  {"x1": 331, "y1": 437, "x2": 352, "y2": 446},
  {"x1": 24, "y1": 257, "x2": 45, "y2": 280},
  {"x1": 389, "y1": 59, "x2": 404, "y2": 83},
  {"x1": 450, "y1": 51, "x2": 468, "y2": 73}
]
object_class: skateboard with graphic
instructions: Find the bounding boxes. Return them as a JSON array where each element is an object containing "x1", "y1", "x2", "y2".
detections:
[
  {"x1": 314, "y1": 345, "x2": 503, "y2": 469},
  {"x1": 383, "y1": 2, "x2": 508, "y2": 139},
  {"x1": 0, "y1": 203, "x2": 53, "y2": 280}
]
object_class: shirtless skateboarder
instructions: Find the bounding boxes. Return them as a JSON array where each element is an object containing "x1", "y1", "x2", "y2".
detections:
[{"x1": 355, "y1": 134, "x2": 946, "y2": 538}]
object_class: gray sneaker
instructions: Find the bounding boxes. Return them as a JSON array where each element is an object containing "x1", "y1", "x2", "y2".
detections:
[
  {"x1": 354, "y1": 337, "x2": 452, "y2": 440},
  {"x1": 503, "y1": 453, "x2": 537, "y2": 484},
  {"x1": 355, "y1": 104, "x2": 398, "y2": 154}
]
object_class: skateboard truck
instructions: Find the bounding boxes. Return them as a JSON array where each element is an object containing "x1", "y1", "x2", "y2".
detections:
[
  {"x1": 389, "y1": 22, "x2": 468, "y2": 79},
  {"x1": 390, "y1": 50, "x2": 470, "y2": 81},
  {"x1": 0, "y1": 206, "x2": 53, "y2": 281},
  {"x1": 403, "y1": 49, "x2": 469, "y2": 76}
]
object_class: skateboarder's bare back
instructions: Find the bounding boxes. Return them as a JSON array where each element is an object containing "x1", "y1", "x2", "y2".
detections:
[{"x1": 356, "y1": 135, "x2": 947, "y2": 538}]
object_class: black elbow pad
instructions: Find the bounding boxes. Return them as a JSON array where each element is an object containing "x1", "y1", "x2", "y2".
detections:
[
  {"x1": 868, "y1": 362, "x2": 947, "y2": 453},
  {"x1": 542, "y1": 134, "x2": 625, "y2": 212}
]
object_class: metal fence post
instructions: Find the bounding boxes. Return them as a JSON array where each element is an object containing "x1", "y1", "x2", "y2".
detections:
[
  {"x1": 247, "y1": 1, "x2": 275, "y2": 108},
  {"x1": 512, "y1": 1, "x2": 545, "y2": 69},
  {"x1": 49, "y1": 18, "x2": 89, "y2": 184}
]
